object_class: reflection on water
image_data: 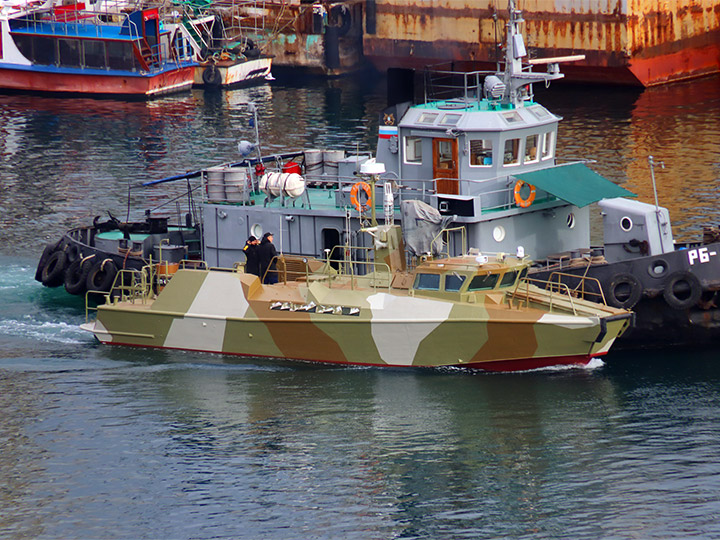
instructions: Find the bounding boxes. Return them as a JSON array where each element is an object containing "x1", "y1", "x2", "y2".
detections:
[{"x1": 2, "y1": 343, "x2": 720, "y2": 539}]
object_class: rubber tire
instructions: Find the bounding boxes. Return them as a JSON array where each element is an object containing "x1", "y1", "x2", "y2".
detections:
[
  {"x1": 64, "y1": 242, "x2": 80, "y2": 263},
  {"x1": 41, "y1": 250, "x2": 67, "y2": 288},
  {"x1": 86, "y1": 259, "x2": 118, "y2": 293},
  {"x1": 244, "y1": 47, "x2": 260, "y2": 59},
  {"x1": 663, "y1": 271, "x2": 702, "y2": 310},
  {"x1": 202, "y1": 65, "x2": 222, "y2": 86},
  {"x1": 35, "y1": 243, "x2": 56, "y2": 282},
  {"x1": 64, "y1": 258, "x2": 91, "y2": 296},
  {"x1": 603, "y1": 272, "x2": 643, "y2": 309}
]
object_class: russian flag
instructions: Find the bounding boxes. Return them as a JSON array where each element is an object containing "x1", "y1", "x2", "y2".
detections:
[{"x1": 378, "y1": 126, "x2": 398, "y2": 139}]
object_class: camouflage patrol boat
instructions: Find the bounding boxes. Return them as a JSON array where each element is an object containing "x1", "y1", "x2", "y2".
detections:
[{"x1": 82, "y1": 217, "x2": 632, "y2": 371}]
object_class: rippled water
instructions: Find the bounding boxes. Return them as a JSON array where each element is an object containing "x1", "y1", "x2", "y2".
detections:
[{"x1": 1, "y1": 75, "x2": 720, "y2": 539}]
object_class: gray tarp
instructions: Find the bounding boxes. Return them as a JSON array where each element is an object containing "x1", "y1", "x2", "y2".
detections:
[{"x1": 401, "y1": 200, "x2": 452, "y2": 256}]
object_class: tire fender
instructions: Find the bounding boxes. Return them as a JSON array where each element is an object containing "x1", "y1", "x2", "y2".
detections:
[
  {"x1": 41, "y1": 250, "x2": 67, "y2": 288},
  {"x1": 603, "y1": 272, "x2": 643, "y2": 309},
  {"x1": 64, "y1": 256, "x2": 93, "y2": 295},
  {"x1": 663, "y1": 271, "x2": 702, "y2": 310},
  {"x1": 86, "y1": 259, "x2": 118, "y2": 293}
]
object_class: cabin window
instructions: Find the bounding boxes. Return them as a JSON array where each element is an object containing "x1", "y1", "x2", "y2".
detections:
[
  {"x1": 469, "y1": 139, "x2": 493, "y2": 167},
  {"x1": 541, "y1": 131, "x2": 555, "y2": 160},
  {"x1": 414, "y1": 273, "x2": 441, "y2": 291},
  {"x1": 34, "y1": 36, "x2": 57, "y2": 65},
  {"x1": 58, "y1": 38, "x2": 81, "y2": 67},
  {"x1": 84, "y1": 41, "x2": 107, "y2": 69},
  {"x1": 503, "y1": 138, "x2": 520, "y2": 166},
  {"x1": 499, "y1": 270, "x2": 519, "y2": 288},
  {"x1": 501, "y1": 111, "x2": 524, "y2": 125},
  {"x1": 418, "y1": 112, "x2": 439, "y2": 124},
  {"x1": 107, "y1": 41, "x2": 136, "y2": 71},
  {"x1": 444, "y1": 273, "x2": 466, "y2": 292},
  {"x1": 404, "y1": 136, "x2": 423, "y2": 164},
  {"x1": 468, "y1": 273, "x2": 499, "y2": 291},
  {"x1": 528, "y1": 105, "x2": 550, "y2": 120},
  {"x1": 440, "y1": 113, "x2": 461, "y2": 126},
  {"x1": 524, "y1": 134, "x2": 539, "y2": 163}
]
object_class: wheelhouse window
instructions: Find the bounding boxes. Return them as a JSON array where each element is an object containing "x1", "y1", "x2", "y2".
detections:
[
  {"x1": 468, "y1": 273, "x2": 499, "y2": 291},
  {"x1": 501, "y1": 111, "x2": 524, "y2": 125},
  {"x1": 469, "y1": 139, "x2": 493, "y2": 167},
  {"x1": 418, "y1": 112, "x2": 439, "y2": 124},
  {"x1": 503, "y1": 138, "x2": 520, "y2": 166},
  {"x1": 439, "y1": 113, "x2": 461, "y2": 126},
  {"x1": 524, "y1": 134, "x2": 539, "y2": 163},
  {"x1": 499, "y1": 270, "x2": 519, "y2": 288},
  {"x1": 541, "y1": 131, "x2": 555, "y2": 160},
  {"x1": 414, "y1": 273, "x2": 441, "y2": 291},
  {"x1": 445, "y1": 273, "x2": 466, "y2": 292},
  {"x1": 404, "y1": 136, "x2": 422, "y2": 164}
]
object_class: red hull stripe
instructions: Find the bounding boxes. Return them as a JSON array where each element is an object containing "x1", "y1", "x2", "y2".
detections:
[{"x1": 0, "y1": 66, "x2": 195, "y2": 96}]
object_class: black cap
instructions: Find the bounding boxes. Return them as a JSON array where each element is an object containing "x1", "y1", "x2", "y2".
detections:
[
  {"x1": 263, "y1": 232, "x2": 273, "y2": 239},
  {"x1": 247, "y1": 235, "x2": 257, "y2": 243}
]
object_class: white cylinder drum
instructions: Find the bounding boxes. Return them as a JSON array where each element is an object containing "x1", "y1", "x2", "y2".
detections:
[
  {"x1": 323, "y1": 149, "x2": 345, "y2": 177},
  {"x1": 206, "y1": 166, "x2": 225, "y2": 202},
  {"x1": 304, "y1": 149, "x2": 323, "y2": 178}
]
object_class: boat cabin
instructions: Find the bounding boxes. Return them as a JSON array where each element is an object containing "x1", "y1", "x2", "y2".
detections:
[
  {"x1": 411, "y1": 255, "x2": 529, "y2": 300},
  {"x1": 4, "y1": 3, "x2": 193, "y2": 73}
]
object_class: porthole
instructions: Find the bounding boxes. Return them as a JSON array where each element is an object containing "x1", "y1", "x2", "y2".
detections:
[
  {"x1": 251, "y1": 223, "x2": 263, "y2": 238},
  {"x1": 620, "y1": 216, "x2": 633, "y2": 232},
  {"x1": 493, "y1": 226, "x2": 506, "y2": 242},
  {"x1": 566, "y1": 212, "x2": 575, "y2": 229}
]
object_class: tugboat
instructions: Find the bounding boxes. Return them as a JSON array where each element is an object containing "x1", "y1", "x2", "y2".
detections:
[
  {"x1": 42, "y1": 0, "x2": 720, "y2": 350},
  {"x1": 35, "y1": 211, "x2": 201, "y2": 298},
  {"x1": 81, "y1": 179, "x2": 632, "y2": 371}
]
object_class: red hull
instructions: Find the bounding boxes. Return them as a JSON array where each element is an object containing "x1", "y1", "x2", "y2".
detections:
[
  {"x1": 0, "y1": 66, "x2": 195, "y2": 96},
  {"x1": 365, "y1": 39, "x2": 720, "y2": 88},
  {"x1": 99, "y1": 339, "x2": 604, "y2": 372}
]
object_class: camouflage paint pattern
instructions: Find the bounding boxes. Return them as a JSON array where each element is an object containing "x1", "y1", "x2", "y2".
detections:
[{"x1": 84, "y1": 227, "x2": 631, "y2": 372}]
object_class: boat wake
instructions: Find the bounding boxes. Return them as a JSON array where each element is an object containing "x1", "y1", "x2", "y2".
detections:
[{"x1": 0, "y1": 316, "x2": 90, "y2": 345}]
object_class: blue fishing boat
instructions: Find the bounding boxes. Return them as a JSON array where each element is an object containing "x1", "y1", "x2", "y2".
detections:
[{"x1": 0, "y1": 0, "x2": 196, "y2": 96}]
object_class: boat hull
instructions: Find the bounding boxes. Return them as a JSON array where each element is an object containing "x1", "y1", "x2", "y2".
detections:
[
  {"x1": 0, "y1": 65, "x2": 196, "y2": 97},
  {"x1": 362, "y1": 0, "x2": 720, "y2": 87},
  {"x1": 84, "y1": 269, "x2": 629, "y2": 372},
  {"x1": 194, "y1": 57, "x2": 273, "y2": 87}
]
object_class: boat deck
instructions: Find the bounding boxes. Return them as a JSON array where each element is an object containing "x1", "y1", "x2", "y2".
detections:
[{"x1": 11, "y1": 20, "x2": 138, "y2": 40}]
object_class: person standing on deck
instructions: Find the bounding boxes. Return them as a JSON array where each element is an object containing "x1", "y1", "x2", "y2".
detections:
[
  {"x1": 243, "y1": 236, "x2": 260, "y2": 276},
  {"x1": 257, "y1": 232, "x2": 278, "y2": 284}
]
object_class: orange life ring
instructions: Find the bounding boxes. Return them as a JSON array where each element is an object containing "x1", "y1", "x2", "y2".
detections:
[
  {"x1": 350, "y1": 181, "x2": 372, "y2": 212},
  {"x1": 513, "y1": 180, "x2": 536, "y2": 208}
]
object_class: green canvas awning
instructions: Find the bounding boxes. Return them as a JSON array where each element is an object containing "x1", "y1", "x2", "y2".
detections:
[{"x1": 513, "y1": 162, "x2": 635, "y2": 207}]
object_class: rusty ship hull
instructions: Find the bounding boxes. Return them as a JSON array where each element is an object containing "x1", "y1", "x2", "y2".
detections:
[{"x1": 362, "y1": 0, "x2": 720, "y2": 86}]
